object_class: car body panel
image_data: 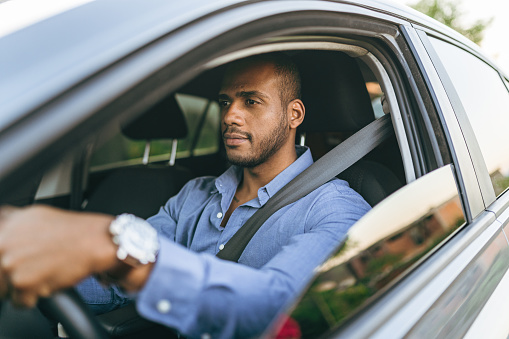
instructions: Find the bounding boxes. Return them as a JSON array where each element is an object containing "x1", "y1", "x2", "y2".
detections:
[{"x1": 0, "y1": 0, "x2": 245, "y2": 129}]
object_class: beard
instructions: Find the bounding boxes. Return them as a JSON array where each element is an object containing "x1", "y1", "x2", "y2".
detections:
[{"x1": 224, "y1": 113, "x2": 289, "y2": 168}]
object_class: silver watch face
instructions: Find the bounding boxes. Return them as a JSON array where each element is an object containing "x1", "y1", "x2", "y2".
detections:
[{"x1": 110, "y1": 214, "x2": 159, "y2": 266}]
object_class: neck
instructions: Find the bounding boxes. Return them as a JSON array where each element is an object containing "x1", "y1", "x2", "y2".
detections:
[{"x1": 238, "y1": 143, "x2": 298, "y2": 198}]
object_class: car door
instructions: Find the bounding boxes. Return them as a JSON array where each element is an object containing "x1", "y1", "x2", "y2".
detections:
[
  {"x1": 411, "y1": 26, "x2": 509, "y2": 337},
  {"x1": 267, "y1": 22, "x2": 509, "y2": 339}
]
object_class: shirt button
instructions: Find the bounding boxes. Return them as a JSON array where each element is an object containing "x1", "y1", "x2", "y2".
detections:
[
  {"x1": 156, "y1": 299, "x2": 171, "y2": 314},
  {"x1": 219, "y1": 244, "x2": 225, "y2": 250},
  {"x1": 217, "y1": 212, "x2": 223, "y2": 219},
  {"x1": 201, "y1": 334, "x2": 211, "y2": 339}
]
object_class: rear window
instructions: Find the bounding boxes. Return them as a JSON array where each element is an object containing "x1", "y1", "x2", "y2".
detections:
[{"x1": 90, "y1": 94, "x2": 220, "y2": 171}]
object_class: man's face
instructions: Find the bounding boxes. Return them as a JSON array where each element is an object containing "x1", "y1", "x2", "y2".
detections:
[{"x1": 219, "y1": 61, "x2": 290, "y2": 168}]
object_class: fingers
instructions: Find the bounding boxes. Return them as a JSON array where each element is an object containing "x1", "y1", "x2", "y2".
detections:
[
  {"x1": 0, "y1": 205, "x2": 38, "y2": 307},
  {"x1": 0, "y1": 205, "x2": 113, "y2": 307},
  {"x1": 0, "y1": 258, "x2": 54, "y2": 308}
]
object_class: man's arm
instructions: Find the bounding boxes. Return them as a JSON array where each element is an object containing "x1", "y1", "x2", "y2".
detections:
[
  {"x1": 0, "y1": 181, "x2": 369, "y2": 338},
  {"x1": 0, "y1": 205, "x2": 150, "y2": 307},
  {"x1": 135, "y1": 183, "x2": 370, "y2": 338},
  {"x1": 0, "y1": 176, "x2": 204, "y2": 308}
]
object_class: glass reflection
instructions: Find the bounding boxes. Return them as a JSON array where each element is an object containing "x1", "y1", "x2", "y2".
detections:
[
  {"x1": 407, "y1": 231, "x2": 509, "y2": 337},
  {"x1": 275, "y1": 166, "x2": 465, "y2": 339}
]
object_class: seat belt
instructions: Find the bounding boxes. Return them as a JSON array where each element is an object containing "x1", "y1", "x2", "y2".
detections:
[{"x1": 216, "y1": 114, "x2": 393, "y2": 262}]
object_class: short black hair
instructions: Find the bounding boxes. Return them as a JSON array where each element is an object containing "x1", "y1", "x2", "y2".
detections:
[
  {"x1": 228, "y1": 52, "x2": 301, "y2": 108},
  {"x1": 269, "y1": 52, "x2": 302, "y2": 107}
]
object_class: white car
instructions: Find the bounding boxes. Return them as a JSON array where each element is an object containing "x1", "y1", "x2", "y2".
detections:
[{"x1": 1, "y1": 0, "x2": 508, "y2": 338}]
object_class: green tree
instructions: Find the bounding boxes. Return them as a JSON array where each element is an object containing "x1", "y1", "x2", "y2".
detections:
[{"x1": 411, "y1": 0, "x2": 492, "y2": 44}]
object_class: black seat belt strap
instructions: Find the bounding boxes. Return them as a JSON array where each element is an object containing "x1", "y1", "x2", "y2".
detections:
[{"x1": 216, "y1": 114, "x2": 393, "y2": 262}]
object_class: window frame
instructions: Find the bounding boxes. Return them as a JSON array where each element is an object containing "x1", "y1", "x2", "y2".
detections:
[
  {"x1": 416, "y1": 28, "x2": 499, "y2": 212},
  {"x1": 401, "y1": 26, "x2": 485, "y2": 221}
]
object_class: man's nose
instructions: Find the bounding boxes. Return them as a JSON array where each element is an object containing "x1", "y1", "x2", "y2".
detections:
[{"x1": 222, "y1": 101, "x2": 245, "y2": 126}]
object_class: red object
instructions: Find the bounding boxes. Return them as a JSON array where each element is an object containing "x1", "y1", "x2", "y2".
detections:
[{"x1": 275, "y1": 315, "x2": 302, "y2": 339}]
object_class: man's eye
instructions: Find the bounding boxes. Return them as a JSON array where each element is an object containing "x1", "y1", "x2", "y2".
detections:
[
  {"x1": 219, "y1": 100, "x2": 229, "y2": 107},
  {"x1": 246, "y1": 99, "x2": 256, "y2": 105}
]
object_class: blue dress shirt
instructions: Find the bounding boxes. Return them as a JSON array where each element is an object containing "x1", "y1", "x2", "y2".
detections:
[{"x1": 133, "y1": 146, "x2": 370, "y2": 338}]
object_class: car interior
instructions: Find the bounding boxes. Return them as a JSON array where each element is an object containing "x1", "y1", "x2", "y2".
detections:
[{"x1": 0, "y1": 47, "x2": 409, "y2": 337}]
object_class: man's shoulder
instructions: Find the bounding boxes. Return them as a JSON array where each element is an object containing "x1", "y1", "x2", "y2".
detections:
[
  {"x1": 181, "y1": 175, "x2": 218, "y2": 192},
  {"x1": 308, "y1": 178, "x2": 371, "y2": 212},
  {"x1": 319, "y1": 177, "x2": 359, "y2": 196}
]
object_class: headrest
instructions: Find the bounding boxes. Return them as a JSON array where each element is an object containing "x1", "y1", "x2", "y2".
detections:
[
  {"x1": 122, "y1": 94, "x2": 188, "y2": 140},
  {"x1": 294, "y1": 51, "x2": 374, "y2": 133}
]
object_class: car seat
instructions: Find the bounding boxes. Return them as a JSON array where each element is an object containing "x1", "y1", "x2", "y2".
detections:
[
  {"x1": 294, "y1": 50, "x2": 403, "y2": 206},
  {"x1": 83, "y1": 95, "x2": 194, "y2": 219}
]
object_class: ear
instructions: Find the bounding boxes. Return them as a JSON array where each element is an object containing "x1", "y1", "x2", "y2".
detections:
[{"x1": 288, "y1": 99, "x2": 305, "y2": 129}]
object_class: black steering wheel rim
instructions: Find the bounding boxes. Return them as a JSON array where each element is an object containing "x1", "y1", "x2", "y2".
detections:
[{"x1": 38, "y1": 288, "x2": 109, "y2": 339}]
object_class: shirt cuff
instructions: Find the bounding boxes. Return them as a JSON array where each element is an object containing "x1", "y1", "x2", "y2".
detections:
[{"x1": 136, "y1": 237, "x2": 206, "y2": 333}]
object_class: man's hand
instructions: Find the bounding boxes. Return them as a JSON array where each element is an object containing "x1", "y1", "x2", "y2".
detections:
[{"x1": 0, "y1": 205, "x2": 117, "y2": 307}]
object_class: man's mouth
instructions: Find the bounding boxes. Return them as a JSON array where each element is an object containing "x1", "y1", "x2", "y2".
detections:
[
  {"x1": 223, "y1": 132, "x2": 248, "y2": 146},
  {"x1": 222, "y1": 129, "x2": 251, "y2": 147}
]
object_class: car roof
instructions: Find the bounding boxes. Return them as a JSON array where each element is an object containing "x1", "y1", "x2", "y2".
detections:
[
  {"x1": 0, "y1": 0, "x2": 94, "y2": 39},
  {"x1": 0, "y1": 0, "x2": 478, "y2": 132},
  {"x1": 0, "y1": 0, "x2": 243, "y2": 130}
]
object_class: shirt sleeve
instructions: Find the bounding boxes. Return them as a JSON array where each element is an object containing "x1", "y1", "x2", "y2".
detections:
[
  {"x1": 146, "y1": 177, "x2": 208, "y2": 238},
  {"x1": 136, "y1": 183, "x2": 370, "y2": 339}
]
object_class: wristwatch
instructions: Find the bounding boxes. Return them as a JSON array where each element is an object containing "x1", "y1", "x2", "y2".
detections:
[{"x1": 109, "y1": 213, "x2": 160, "y2": 267}]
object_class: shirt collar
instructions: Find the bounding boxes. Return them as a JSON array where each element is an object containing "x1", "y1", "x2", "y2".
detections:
[
  {"x1": 261, "y1": 145, "x2": 312, "y2": 205},
  {"x1": 213, "y1": 145, "x2": 313, "y2": 207}
]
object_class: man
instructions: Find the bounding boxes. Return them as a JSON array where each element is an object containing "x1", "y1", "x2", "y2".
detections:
[{"x1": 0, "y1": 53, "x2": 370, "y2": 338}]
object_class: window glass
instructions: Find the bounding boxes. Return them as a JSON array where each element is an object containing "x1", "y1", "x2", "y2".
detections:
[
  {"x1": 275, "y1": 166, "x2": 465, "y2": 338},
  {"x1": 365, "y1": 81, "x2": 385, "y2": 119},
  {"x1": 176, "y1": 94, "x2": 220, "y2": 157},
  {"x1": 89, "y1": 94, "x2": 219, "y2": 171},
  {"x1": 429, "y1": 37, "x2": 509, "y2": 196}
]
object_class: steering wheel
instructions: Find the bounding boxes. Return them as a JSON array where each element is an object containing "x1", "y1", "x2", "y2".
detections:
[{"x1": 38, "y1": 288, "x2": 109, "y2": 339}]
